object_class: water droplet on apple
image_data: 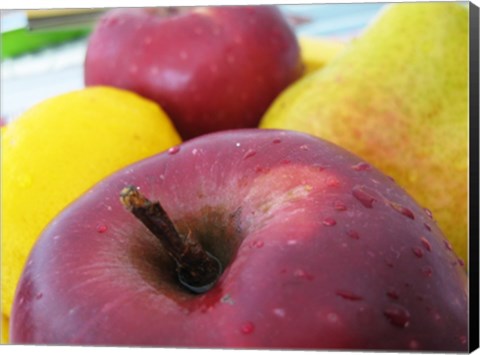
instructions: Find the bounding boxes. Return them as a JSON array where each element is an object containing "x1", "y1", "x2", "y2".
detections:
[
  {"x1": 272, "y1": 138, "x2": 282, "y2": 144},
  {"x1": 251, "y1": 240, "x2": 264, "y2": 248},
  {"x1": 168, "y1": 146, "x2": 180, "y2": 155},
  {"x1": 35, "y1": 292, "x2": 43, "y2": 300},
  {"x1": 243, "y1": 149, "x2": 256, "y2": 159},
  {"x1": 352, "y1": 186, "x2": 376, "y2": 208},
  {"x1": 409, "y1": 339, "x2": 420, "y2": 349},
  {"x1": 424, "y1": 223, "x2": 432, "y2": 231},
  {"x1": 334, "y1": 201, "x2": 347, "y2": 211},
  {"x1": 96, "y1": 224, "x2": 108, "y2": 234},
  {"x1": 327, "y1": 312, "x2": 339, "y2": 323},
  {"x1": 322, "y1": 217, "x2": 337, "y2": 226},
  {"x1": 352, "y1": 162, "x2": 370, "y2": 171},
  {"x1": 443, "y1": 240, "x2": 453, "y2": 251},
  {"x1": 424, "y1": 208, "x2": 434, "y2": 219},
  {"x1": 312, "y1": 164, "x2": 326, "y2": 172},
  {"x1": 299, "y1": 144, "x2": 309, "y2": 151},
  {"x1": 389, "y1": 202, "x2": 415, "y2": 219},
  {"x1": 421, "y1": 266, "x2": 433, "y2": 277},
  {"x1": 412, "y1": 246, "x2": 424, "y2": 258},
  {"x1": 386, "y1": 289, "x2": 399, "y2": 300},
  {"x1": 103, "y1": 16, "x2": 119, "y2": 27},
  {"x1": 255, "y1": 165, "x2": 270, "y2": 173},
  {"x1": 287, "y1": 240, "x2": 298, "y2": 246},
  {"x1": 457, "y1": 258, "x2": 465, "y2": 268},
  {"x1": 383, "y1": 305, "x2": 411, "y2": 328},
  {"x1": 336, "y1": 290, "x2": 363, "y2": 301},
  {"x1": 346, "y1": 230, "x2": 360, "y2": 240},
  {"x1": 220, "y1": 294, "x2": 235, "y2": 305},
  {"x1": 235, "y1": 142, "x2": 241, "y2": 148},
  {"x1": 387, "y1": 175, "x2": 396, "y2": 183},
  {"x1": 384, "y1": 258, "x2": 395, "y2": 268},
  {"x1": 241, "y1": 321, "x2": 255, "y2": 334},
  {"x1": 326, "y1": 176, "x2": 340, "y2": 188},
  {"x1": 273, "y1": 308, "x2": 286, "y2": 318},
  {"x1": 420, "y1": 237, "x2": 432, "y2": 251},
  {"x1": 294, "y1": 269, "x2": 314, "y2": 281}
]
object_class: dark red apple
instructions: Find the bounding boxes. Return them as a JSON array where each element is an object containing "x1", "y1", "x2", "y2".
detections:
[
  {"x1": 10, "y1": 129, "x2": 467, "y2": 350},
  {"x1": 84, "y1": 6, "x2": 303, "y2": 139}
]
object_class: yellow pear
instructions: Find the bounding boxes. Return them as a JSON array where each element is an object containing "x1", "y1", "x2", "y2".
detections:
[
  {"x1": 298, "y1": 36, "x2": 347, "y2": 75},
  {"x1": 1, "y1": 87, "x2": 181, "y2": 340},
  {"x1": 261, "y1": 3, "x2": 468, "y2": 262}
]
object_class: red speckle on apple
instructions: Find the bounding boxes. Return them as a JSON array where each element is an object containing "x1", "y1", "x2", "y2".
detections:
[{"x1": 383, "y1": 305, "x2": 411, "y2": 328}]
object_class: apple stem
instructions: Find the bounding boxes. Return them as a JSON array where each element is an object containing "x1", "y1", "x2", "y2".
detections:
[{"x1": 120, "y1": 185, "x2": 222, "y2": 294}]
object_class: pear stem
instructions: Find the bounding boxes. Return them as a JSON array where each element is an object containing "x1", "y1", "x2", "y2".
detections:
[{"x1": 119, "y1": 185, "x2": 222, "y2": 294}]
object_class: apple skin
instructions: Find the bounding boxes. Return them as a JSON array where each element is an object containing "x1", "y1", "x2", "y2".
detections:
[
  {"x1": 84, "y1": 6, "x2": 303, "y2": 139},
  {"x1": 10, "y1": 129, "x2": 467, "y2": 350}
]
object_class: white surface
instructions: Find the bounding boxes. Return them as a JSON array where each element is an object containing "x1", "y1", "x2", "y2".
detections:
[{"x1": 1, "y1": 38, "x2": 88, "y2": 121}]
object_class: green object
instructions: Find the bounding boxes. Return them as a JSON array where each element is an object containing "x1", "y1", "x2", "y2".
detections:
[{"x1": 1, "y1": 27, "x2": 91, "y2": 60}]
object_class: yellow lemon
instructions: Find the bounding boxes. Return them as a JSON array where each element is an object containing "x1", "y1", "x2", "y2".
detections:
[
  {"x1": 1, "y1": 86, "x2": 181, "y2": 339},
  {"x1": 1, "y1": 314, "x2": 8, "y2": 344}
]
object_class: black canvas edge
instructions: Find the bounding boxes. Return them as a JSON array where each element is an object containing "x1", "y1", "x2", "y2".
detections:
[{"x1": 469, "y1": 1, "x2": 480, "y2": 353}]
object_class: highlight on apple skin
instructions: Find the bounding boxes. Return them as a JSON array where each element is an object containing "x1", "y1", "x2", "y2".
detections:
[
  {"x1": 10, "y1": 129, "x2": 467, "y2": 350},
  {"x1": 84, "y1": 6, "x2": 303, "y2": 139}
]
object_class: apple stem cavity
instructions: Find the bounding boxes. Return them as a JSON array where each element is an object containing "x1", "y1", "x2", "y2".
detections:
[{"x1": 120, "y1": 185, "x2": 222, "y2": 294}]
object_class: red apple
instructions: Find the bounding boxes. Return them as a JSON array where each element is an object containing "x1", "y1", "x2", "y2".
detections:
[
  {"x1": 84, "y1": 6, "x2": 303, "y2": 139},
  {"x1": 10, "y1": 129, "x2": 467, "y2": 350}
]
